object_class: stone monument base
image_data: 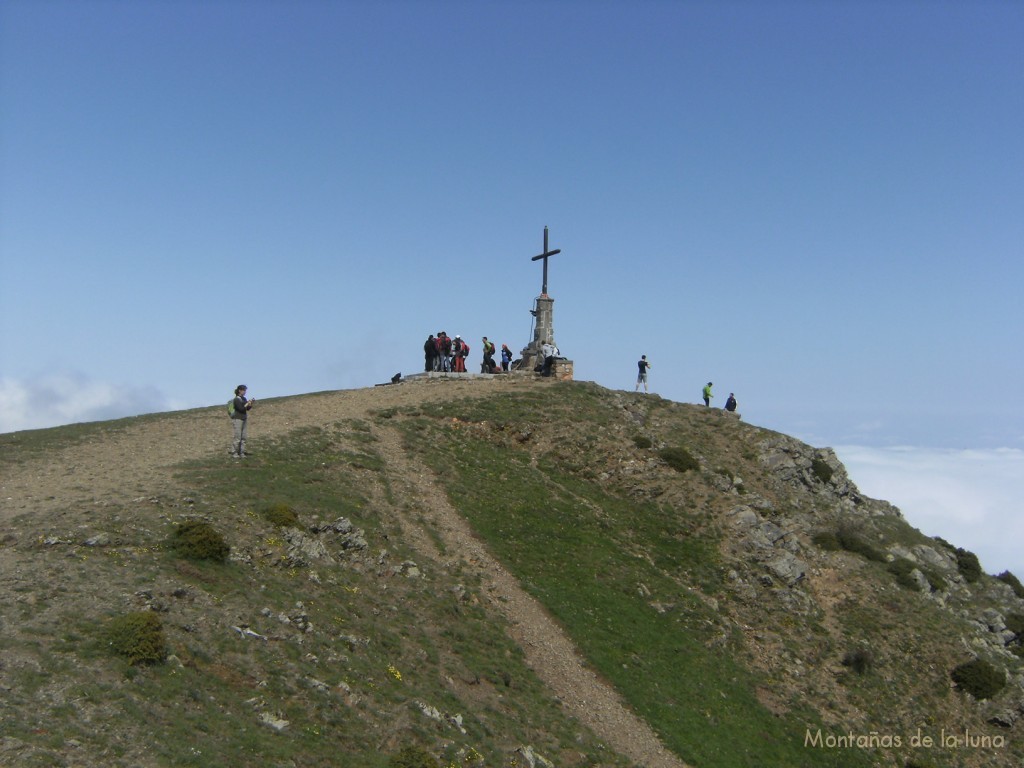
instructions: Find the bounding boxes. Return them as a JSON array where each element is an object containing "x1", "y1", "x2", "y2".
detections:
[
  {"x1": 512, "y1": 357, "x2": 574, "y2": 381},
  {"x1": 550, "y1": 358, "x2": 573, "y2": 381}
]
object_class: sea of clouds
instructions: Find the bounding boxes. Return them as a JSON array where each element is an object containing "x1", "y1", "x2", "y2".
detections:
[
  {"x1": 0, "y1": 373, "x2": 184, "y2": 434},
  {"x1": 837, "y1": 445, "x2": 1024, "y2": 581}
]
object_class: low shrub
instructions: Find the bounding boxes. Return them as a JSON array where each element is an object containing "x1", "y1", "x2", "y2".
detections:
[
  {"x1": 920, "y1": 567, "x2": 947, "y2": 593},
  {"x1": 389, "y1": 745, "x2": 439, "y2": 768},
  {"x1": 955, "y1": 548, "x2": 982, "y2": 583},
  {"x1": 950, "y1": 658, "x2": 1006, "y2": 700},
  {"x1": 888, "y1": 558, "x2": 922, "y2": 591},
  {"x1": 995, "y1": 570, "x2": 1024, "y2": 599},
  {"x1": 169, "y1": 519, "x2": 230, "y2": 562},
  {"x1": 632, "y1": 435, "x2": 653, "y2": 450},
  {"x1": 105, "y1": 611, "x2": 167, "y2": 665},
  {"x1": 842, "y1": 648, "x2": 874, "y2": 675},
  {"x1": 658, "y1": 446, "x2": 699, "y2": 473},
  {"x1": 810, "y1": 457, "x2": 834, "y2": 484},
  {"x1": 263, "y1": 503, "x2": 300, "y2": 528},
  {"x1": 1005, "y1": 612, "x2": 1024, "y2": 638},
  {"x1": 812, "y1": 531, "x2": 842, "y2": 551},
  {"x1": 835, "y1": 524, "x2": 887, "y2": 563}
]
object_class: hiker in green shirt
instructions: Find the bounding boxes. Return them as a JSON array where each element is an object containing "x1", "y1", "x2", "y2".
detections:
[{"x1": 702, "y1": 382, "x2": 714, "y2": 407}]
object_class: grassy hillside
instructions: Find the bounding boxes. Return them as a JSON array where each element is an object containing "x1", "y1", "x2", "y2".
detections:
[{"x1": 1, "y1": 380, "x2": 1021, "y2": 767}]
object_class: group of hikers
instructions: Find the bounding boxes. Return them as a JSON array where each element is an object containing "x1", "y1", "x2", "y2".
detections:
[
  {"x1": 424, "y1": 332, "x2": 513, "y2": 374},
  {"x1": 229, "y1": 349, "x2": 738, "y2": 458},
  {"x1": 635, "y1": 357, "x2": 738, "y2": 412},
  {"x1": 703, "y1": 381, "x2": 738, "y2": 412}
]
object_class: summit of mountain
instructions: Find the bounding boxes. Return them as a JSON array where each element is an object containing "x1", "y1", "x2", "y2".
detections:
[{"x1": 1, "y1": 377, "x2": 1021, "y2": 767}]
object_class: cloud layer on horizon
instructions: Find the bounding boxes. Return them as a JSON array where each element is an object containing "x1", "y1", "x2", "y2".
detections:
[
  {"x1": 837, "y1": 445, "x2": 1024, "y2": 581},
  {"x1": 0, "y1": 373, "x2": 183, "y2": 433}
]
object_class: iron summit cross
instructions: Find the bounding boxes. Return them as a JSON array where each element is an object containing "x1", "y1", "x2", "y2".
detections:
[{"x1": 531, "y1": 226, "x2": 561, "y2": 296}]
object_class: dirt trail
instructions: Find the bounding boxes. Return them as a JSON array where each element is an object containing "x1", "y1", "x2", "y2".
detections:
[
  {"x1": 374, "y1": 425, "x2": 688, "y2": 768},
  {"x1": 0, "y1": 379, "x2": 687, "y2": 768},
  {"x1": 0, "y1": 382, "x2": 495, "y2": 524}
]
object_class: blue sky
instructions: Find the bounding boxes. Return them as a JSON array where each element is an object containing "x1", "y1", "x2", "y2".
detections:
[{"x1": 1, "y1": 1, "x2": 1021, "y2": 574}]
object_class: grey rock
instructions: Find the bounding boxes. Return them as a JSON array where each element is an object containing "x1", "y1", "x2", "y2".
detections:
[
  {"x1": 982, "y1": 609, "x2": 1007, "y2": 633},
  {"x1": 729, "y1": 506, "x2": 759, "y2": 528},
  {"x1": 913, "y1": 544, "x2": 955, "y2": 572},
  {"x1": 766, "y1": 552, "x2": 807, "y2": 586}
]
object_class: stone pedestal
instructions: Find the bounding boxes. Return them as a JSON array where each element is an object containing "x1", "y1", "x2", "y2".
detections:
[
  {"x1": 518, "y1": 294, "x2": 572, "y2": 379},
  {"x1": 519, "y1": 295, "x2": 554, "y2": 371},
  {"x1": 550, "y1": 358, "x2": 574, "y2": 381}
]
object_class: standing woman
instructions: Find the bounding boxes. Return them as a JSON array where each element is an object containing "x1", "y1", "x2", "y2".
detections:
[{"x1": 230, "y1": 385, "x2": 255, "y2": 458}]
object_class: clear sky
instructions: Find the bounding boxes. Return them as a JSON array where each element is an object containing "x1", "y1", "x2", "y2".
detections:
[{"x1": 2, "y1": 2, "x2": 1021, "y2": 573}]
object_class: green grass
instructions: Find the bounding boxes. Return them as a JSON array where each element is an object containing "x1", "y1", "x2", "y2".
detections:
[{"x1": 144, "y1": 415, "x2": 632, "y2": 767}]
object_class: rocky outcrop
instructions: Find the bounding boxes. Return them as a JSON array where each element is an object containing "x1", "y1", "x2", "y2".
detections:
[{"x1": 757, "y1": 435, "x2": 900, "y2": 517}]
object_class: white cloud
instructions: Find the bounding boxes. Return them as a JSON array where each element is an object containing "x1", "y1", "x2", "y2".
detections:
[
  {"x1": 836, "y1": 445, "x2": 1024, "y2": 580},
  {"x1": 0, "y1": 373, "x2": 184, "y2": 433}
]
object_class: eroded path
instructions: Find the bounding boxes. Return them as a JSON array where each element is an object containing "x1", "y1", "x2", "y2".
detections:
[{"x1": 374, "y1": 425, "x2": 688, "y2": 768}]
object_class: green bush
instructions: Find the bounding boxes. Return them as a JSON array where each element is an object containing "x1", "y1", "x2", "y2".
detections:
[
  {"x1": 841, "y1": 648, "x2": 874, "y2": 675},
  {"x1": 263, "y1": 503, "x2": 300, "y2": 528},
  {"x1": 632, "y1": 435, "x2": 653, "y2": 450},
  {"x1": 888, "y1": 558, "x2": 922, "y2": 591},
  {"x1": 388, "y1": 745, "x2": 439, "y2": 768},
  {"x1": 810, "y1": 458, "x2": 834, "y2": 484},
  {"x1": 950, "y1": 658, "x2": 1006, "y2": 700},
  {"x1": 1005, "y1": 612, "x2": 1024, "y2": 637},
  {"x1": 169, "y1": 519, "x2": 230, "y2": 562},
  {"x1": 105, "y1": 611, "x2": 167, "y2": 665},
  {"x1": 658, "y1": 446, "x2": 699, "y2": 473},
  {"x1": 955, "y1": 548, "x2": 982, "y2": 583},
  {"x1": 835, "y1": 524, "x2": 887, "y2": 563},
  {"x1": 996, "y1": 570, "x2": 1024, "y2": 599},
  {"x1": 812, "y1": 531, "x2": 842, "y2": 551},
  {"x1": 920, "y1": 567, "x2": 947, "y2": 593}
]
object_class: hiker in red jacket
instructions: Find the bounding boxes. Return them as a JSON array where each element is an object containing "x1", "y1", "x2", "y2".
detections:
[{"x1": 453, "y1": 336, "x2": 468, "y2": 372}]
